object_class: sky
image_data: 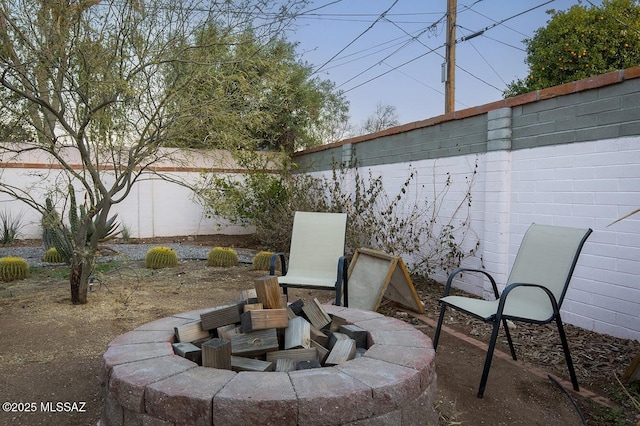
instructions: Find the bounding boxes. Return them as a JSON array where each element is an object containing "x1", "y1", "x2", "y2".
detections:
[{"x1": 284, "y1": 0, "x2": 600, "y2": 127}]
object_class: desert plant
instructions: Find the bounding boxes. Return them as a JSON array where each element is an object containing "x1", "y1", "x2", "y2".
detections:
[
  {"x1": 252, "y1": 251, "x2": 277, "y2": 271},
  {"x1": 0, "y1": 256, "x2": 29, "y2": 281},
  {"x1": 145, "y1": 246, "x2": 178, "y2": 269},
  {"x1": 207, "y1": 247, "x2": 238, "y2": 267},
  {"x1": 41, "y1": 187, "x2": 120, "y2": 264},
  {"x1": 0, "y1": 210, "x2": 24, "y2": 244},
  {"x1": 120, "y1": 223, "x2": 132, "y2": 243},
  {"x1": 43, "y1": 247, "x2": 65, "y2": 263}
]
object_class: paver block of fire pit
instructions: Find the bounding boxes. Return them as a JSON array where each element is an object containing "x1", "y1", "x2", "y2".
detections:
[
  {"x1": 133, "y1": 315, "x2": 193, "y2": 331},
  {"x1": 213, "y1": 371, "x2": 298, "y2": 425},
  {"x1": 323, "y1": 305, "x2": 385, "y2": 323},
  {"x1": 364, "y1": 344, "x2": 436, "y2": 391},
  {"x1": 108, "y1": 355, "x2": 196, "y2": 412},
  {"x1": 171, "y1": 307, "x2": 218, "y2": 321},
  {"x1": 352, "y1": 316, "x2": 416, "y2": 332},
  {"x1": 400, "y1": 376, "x2": 438, "y2": 426},
  {"x1": 335, "y1": 357, "x2": 422, "y2": 415},
  {"x1": 290, "y1": 367, "x2": 375, "y2": 425},
  {"x1": 146, "y1": 367, "x2": 236, "y2": 426},
  {"x1": 367, "y1": 329, "x2": 432, "y2": 348},
  {"x1": 107, "y1": 329, "x2": 175, "y2": 347},
  {"x1": 102, "y1": 342, "x2": 174, "y2": 378}
]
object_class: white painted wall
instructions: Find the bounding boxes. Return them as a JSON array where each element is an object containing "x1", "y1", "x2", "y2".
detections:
[
  {"x1": 309, "y1": 137, "x2": 639, "y2": 340},
  {"x1": 1, "y1": 139, "x2": 638, "y2": 339}
]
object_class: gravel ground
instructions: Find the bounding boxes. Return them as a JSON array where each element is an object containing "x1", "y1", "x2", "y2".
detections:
[{"x1": 0, "y1": 243, "x2": 258, "y2": 267}]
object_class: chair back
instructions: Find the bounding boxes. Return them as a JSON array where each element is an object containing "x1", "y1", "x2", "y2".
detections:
[
  {"x1": 286, "y1": 211, "x2": 347, "y2": 281},
  {"x1": 506, "y1": 224, "x2": 592, "y2": 320}
]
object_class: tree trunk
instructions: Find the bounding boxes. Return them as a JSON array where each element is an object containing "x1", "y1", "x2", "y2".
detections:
[{"x1": 70, "y1": 255, "x2": 94, "y2": 305}]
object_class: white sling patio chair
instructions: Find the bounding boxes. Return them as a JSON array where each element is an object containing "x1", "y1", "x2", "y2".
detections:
[
  {"x1": 269, "y1": 211, "x2": 349, "y2": 306},
  {"x1": 432, "y1": 223, "x2": 592, "y2": 398}
]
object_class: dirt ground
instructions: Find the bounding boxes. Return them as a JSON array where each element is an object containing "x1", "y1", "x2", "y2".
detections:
[{"x1": 0, "y1": 235, "x2": 638, "y2": 426}]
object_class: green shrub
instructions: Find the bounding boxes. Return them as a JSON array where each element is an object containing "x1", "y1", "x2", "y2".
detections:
[
  {"x1": 0, "y1": 210, "x2": 24, "y2": 244},
  {"x1": 43, "y1": 247, "x2": 66, "y2": 263},
  {"x1": 0, "y1": 257, "x2": 29, "y2": 281},
  {"x1": 207, "y1": 247, "x2": 238, "y2": 267},
  {"x1": 198, "y1": 158, "x2": 479, "y2": 275},
  {"x1": 252, "y1": 251, "x2": 278, "y2": 271},
  {"x1": 145, "y1": 246, "x2": 178, "y2": 269}
]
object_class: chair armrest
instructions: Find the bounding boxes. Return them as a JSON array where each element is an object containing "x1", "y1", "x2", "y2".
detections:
[
  {"x1": 269, "y1": 252, "x2": 288, "y2": 276},
  {"x1": 497, "y1": 282, "x2": 561, "y2": 318},
  {"x1": 337, "y1": 256, "x2": 348, "y2": 307},
  {"x1": 444, "y1": 267, "x2": 499, "y2": 298}
]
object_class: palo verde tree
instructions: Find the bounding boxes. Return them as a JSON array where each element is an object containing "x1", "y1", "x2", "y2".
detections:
[
  {"x1": 0, "y1": 0, "x2": 309, "y2": 304},
  {"x1": 504, "y1": 0, "x2": 640, "y2": 98}
]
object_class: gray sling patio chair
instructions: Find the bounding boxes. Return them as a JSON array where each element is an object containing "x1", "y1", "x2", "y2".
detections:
[
  {"x1": 269, "y1": 211, "x2": 349, "y2": 306},
  {"x1": 432, "y1": 223, "x2": 592, "y2": 398}
]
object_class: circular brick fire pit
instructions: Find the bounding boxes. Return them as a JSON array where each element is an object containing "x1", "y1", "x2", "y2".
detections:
[{"x1": 100, "y1": 305, "x2": 437, "y2": 425}]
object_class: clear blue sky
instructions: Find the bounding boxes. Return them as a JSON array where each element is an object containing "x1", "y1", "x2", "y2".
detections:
[{"x1": 285, "y1": 0, "x2": 599, "y2": 127}]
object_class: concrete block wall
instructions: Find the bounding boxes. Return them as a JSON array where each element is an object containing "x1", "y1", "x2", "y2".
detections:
[
  {"x1": 294, "y1": 68, "x2": 640, "y2": 340},
  {"x1": 1, "y1": 68, "x2": 638, "y2": 340}
]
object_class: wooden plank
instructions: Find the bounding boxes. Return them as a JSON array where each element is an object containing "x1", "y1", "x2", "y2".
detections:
[
  {"x1": 254, "y1": 276, "x2": 284, "y2": 309},
  {"x1": 275, "y1": 358, "x2": 298, "y2": 372},
  {"x1": 329, "y1": 314, "x2": 348, "y2": 332},
  {"x1": 172, "y1": 342, "x2": 202, "y2": 365},
  {"x1": 285, "y1": 316, "x2": 311, "y2": 349},
  {"x1": 302, "y1": 298, "x2": 331, "y2": 330},
  {"x1": 311, "y1": 340, "x2": 329, "y2": 364},
  {"x1": 230, "y1": 328, "x2": 279, "y2": 357},
  {"x1": 243, "y1": 303, "x2": 263, "y2": 312},
  {"x1": 339, "y1": 324, "x2": 368, "y2": 349},
  {"x1": 324, "y1": 338, "x2": 356, "y2": 366},
  {"x1": 240, "y1": 309, "x2": 289, "y2": 332},
  {"x1": 310, "y1": 325, "x2": 329, "y2": 348},
  {"x1": 216, "y1": 324, "x2": 242, "y2": 341},
  {"x1": 174, "y1": 321, "x2": 210, "y2": 343},
  {"x1": 266, "y1": 348, "x2": 318, "y2": 363},
  {"x1": 298, "y1": 360, "x2": 322, "y2": 370},
  {"x1": 239, "y1": 288, "x2": 258, "y2": 303},
  {"x1": 200, "y1": 304, "x2": 242, "y2": 331},
  {"x1": 287, "y1": 299, "x2": 305, "y2": 316},
  {"x1": 328, "y1": 331, "x2": 350, "y2": 350},
  {"x1": 230, "y1": 356, "x2": 274, "y2": 372},
  {"x1": 190, "y1": 336, "x2": 211, "y2": 348},
  {"x1": 201, "y1": 338, "x2": 231, "y2": 369}
]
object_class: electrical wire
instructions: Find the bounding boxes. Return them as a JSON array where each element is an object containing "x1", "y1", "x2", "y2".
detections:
[{"x1": 312, "y1": 0, "x2": 400, "y2": 75}]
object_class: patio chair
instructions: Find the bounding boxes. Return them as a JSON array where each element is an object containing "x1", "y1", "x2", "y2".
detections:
[
  {"x1": 269, "y1": 211, "x2": 349, "y2": 306},
  {"x1": 432, "y1": 223, "x2": 592, "y2": 398}
]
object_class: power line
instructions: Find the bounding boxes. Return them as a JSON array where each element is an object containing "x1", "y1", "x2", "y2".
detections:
[{"x1": 312, "y1": 0, "x2": 400, "y2": 75}]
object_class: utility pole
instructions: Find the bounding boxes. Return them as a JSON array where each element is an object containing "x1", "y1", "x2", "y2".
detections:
[{"x1": 444, "y1": 0, "x2": 456, "y2": 114}]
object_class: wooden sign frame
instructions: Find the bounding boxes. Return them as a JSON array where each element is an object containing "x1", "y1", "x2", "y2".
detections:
[{"x1": 347, "y1": 248, "x2": 424, "y2": 313}]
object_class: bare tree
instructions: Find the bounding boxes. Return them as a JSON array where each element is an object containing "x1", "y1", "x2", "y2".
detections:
[
  {"x1": 359, "y1": 102, "x2": 400, "y2": 135},
  {"x1": 0, "y1": 0, "x2": 308, "y2": 304}
]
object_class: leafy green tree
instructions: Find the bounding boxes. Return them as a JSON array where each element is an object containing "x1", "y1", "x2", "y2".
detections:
[
  {"x1": 504, "y1": 0, "x2": 640, "y2": 98},
  {"x1": 168, "y1": 25, "x2": 350, "y2": 153},
  {"x1": 0, "y1": 0, "x2": 308, "y2": 304}
]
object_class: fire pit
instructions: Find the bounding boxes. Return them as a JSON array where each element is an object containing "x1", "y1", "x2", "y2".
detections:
[{"x1": 100, "y1": 304, "x2": 437, "y2": 425}]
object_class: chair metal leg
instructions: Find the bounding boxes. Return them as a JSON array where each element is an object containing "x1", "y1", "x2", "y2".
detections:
[
  {"x1": 334, "y1": 281, "x2": 342, "y2": 306},
  {"x1": 556, "y1": 316, "x2": 579, "y2": 391},
  {"x1": 432, "y1": 304, "x2": 447, "y2": 350},
  {"x1": 478, "y1": 319, "x2": 501, "y2": 398},
  {"x1": 501, "y1": 318, "x2": 517, "y2": 360}
]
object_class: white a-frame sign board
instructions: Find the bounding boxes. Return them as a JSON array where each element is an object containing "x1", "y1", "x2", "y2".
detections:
[{"x1": 347, "y1": 248, "x2": 424, "y2": 313}]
